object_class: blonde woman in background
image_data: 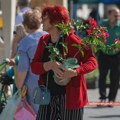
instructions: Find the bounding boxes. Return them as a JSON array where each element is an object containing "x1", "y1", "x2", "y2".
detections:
[{"x1": 16, "y1": 9, "x2": 47, "y2": 113}]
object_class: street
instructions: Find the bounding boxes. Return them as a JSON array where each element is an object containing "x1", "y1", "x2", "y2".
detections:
[{"x1": 84, "y1": 89, "x2": 120, "y2": 120}]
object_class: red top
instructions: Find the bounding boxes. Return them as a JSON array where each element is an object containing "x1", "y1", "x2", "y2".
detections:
[{"x1": 31, "y1": 32, "x2": 98, "y2": 109}]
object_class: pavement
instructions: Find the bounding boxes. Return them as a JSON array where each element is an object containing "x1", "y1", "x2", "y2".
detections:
[{"x1": 84, "y1": 88, "x2": 120, "y2": 120}]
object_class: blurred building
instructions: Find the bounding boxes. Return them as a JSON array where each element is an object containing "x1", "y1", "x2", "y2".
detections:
[
  {"x1": 69, "y1": 0, "x2": 120, "y2": 22},
  {"x1": 30, "y1": 0, "x2": 68, "y2": 8}
]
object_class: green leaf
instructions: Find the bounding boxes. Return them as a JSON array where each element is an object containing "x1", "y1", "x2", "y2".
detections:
[{"x1": 81, "y1": 50, "x2": 84, "y2": 57}]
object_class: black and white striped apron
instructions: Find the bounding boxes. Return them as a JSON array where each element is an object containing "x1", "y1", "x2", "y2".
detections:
[{"x1": 36, "y1": 94, "x2": 84, "y2": 120}]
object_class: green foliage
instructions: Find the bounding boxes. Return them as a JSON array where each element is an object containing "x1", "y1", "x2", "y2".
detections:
[
  {"x1": 46, "y1": 43, "x2": 64, "y2": 62},
  {"x1": 57, "y1": 19, "x2": 106, "y2": 53},
  {"x1": 56, "y1": 23, "x2": 71, "y2": 35},
  {"x1": 47, "y1": 18, "x2": 120, "y2": 66}
]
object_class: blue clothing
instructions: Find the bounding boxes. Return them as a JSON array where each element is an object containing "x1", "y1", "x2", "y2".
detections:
[
  {"x1": 6, "y1": 67, "x2": 14, "y2": 78},
  {"x1": 17, "y1": 31, "x2": 47, "y2": 113}
]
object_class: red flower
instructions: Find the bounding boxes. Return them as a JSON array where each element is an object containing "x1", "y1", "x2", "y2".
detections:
[
  {"x1": 98, "y1": 32, "x2": 106, "y2": 39},
  {"x1": 114, "y1": 38, "x2": 119, "y2": 43},
  {"x1": 87, "y1": 29, "x2": 94, "y2": 35},
  {"x1": 89, "y1": 18, "x2": 97, "y2": 27},
  {"x1": 103, "y1": 40, "x2": 107, "y2": 43},
  {"x1": 95, "y1": 35, "x2": 99, "y2": 38},
  {"x1": 115, "y1": 48, "x2": 119, "y2": 51},
  {"x1": 100, "y1": 26, "x2": 105, "y2": 31},
  {"x1": 105, "y1": 32, "x2": 109, "y2": 38}
]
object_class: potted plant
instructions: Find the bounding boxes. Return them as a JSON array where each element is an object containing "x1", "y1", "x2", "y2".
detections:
[{"x1": 46, "y1": 18, "x2": 120, "y2": 86}]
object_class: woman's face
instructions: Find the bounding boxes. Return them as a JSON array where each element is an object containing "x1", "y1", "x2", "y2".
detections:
[{"x1": 42, "y1": 15, "x2": 53, "y2": 32}]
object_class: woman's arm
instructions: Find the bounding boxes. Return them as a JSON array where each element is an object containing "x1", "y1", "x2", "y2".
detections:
[
  {"x1": 76, "y1": 47, "x2": 98, "y2": 75},
  {"x1": 62, "y1": 34, "x2": 97, "y2": 78},
  {"x1": 16, "y1": 70, "x2": 27, "y2": 89}
]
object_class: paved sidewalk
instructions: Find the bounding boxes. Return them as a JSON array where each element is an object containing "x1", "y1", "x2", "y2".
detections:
[{"x1": 84, "y1": 89, "x2": 120, "y2": 120}]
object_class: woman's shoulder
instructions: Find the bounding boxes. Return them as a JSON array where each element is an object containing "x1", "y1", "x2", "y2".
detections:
[
  {"x1": 19, "y1": 35, "x2": 33, "y2": 46},
  {"x1": 18, "y1": 36, "x2": 30, "y2": 52},
  {"x1": 40, "y1": 33, "x2": 50, "y2": 39},
  {"x1": 38, "y1": 31, "x2": 48, "y2": 36},
  {"x1": 18, "y1": 35, "x2": 28, "y2": 46},
  {"x1": 30, "y1": 31, "x2": 48, "y2": 39},
  {"x1": 39, "y1": 33, "x2": 50, "y2": 43},
  {"x1": 18, "y1": 33, "x2": 39, "y2": 52}
]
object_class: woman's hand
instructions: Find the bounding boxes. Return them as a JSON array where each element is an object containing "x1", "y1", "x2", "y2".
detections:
[
  {"x1": 44, "y1": 61, "x2": 64, "y2": 77},
  {"x1": 51, "y1": 61, "x2": 64, "y2": 77},
  {"x1": 8, "y1": 58, "x2": 16, "y2": 66},
  {"x1": 56, "y1": 68, "x2": 77, "y2": 83}
]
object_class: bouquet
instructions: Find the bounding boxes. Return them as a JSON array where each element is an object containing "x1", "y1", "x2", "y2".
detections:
[
  {"x1": 46, "y1": 18, "x2": 120, "y2": 85},
  {"x1": 57, "y1": 18, "x2": 120, "y2": 53}
]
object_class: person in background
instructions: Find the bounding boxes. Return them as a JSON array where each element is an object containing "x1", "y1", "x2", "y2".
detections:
[
  {"x1": 89, "y1": 7, "x2": 100, "y2": 24},
  {"x1": 8, "y1": 24, "x2": 27, "y2": 94},
  {"x1": 11, "y1": 24, "x2": 27, "y2": 61},
  {"x1": 97, "y1": 7, "x2": 120, "y2": 105},
  {"x1": 9, "y1": 0, "x2": 31, "y2": 64},
  {"x1": 16, "y1": 9, "x2": 47, "y2": 113},
  {"x1": 31, "y1": 5, "x2": 97, "y2": 120},
  {"x1": 15, "y1": 0, "x2": 31, "y2": 26}
]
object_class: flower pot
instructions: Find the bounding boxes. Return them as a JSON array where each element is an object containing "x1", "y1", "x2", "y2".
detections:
[{"x1": 54, "y1": 58, "x2": 80, "y2": 86}]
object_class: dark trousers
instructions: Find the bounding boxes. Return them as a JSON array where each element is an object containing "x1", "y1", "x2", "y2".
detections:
[
  {"x1": 36, "y1": 94, "x2": 84, "y2": 120},
  {"x1": 98, "y1": 52, "x2": 120, "y2": 101}
]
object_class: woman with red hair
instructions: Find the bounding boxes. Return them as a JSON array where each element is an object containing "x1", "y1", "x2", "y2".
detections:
[{"x1": 31, "y1": 5, "x2": 97, "y2": 120}]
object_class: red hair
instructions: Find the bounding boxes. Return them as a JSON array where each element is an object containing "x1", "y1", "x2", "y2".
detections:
[{"x1": 42, "y1": 5, "x2": 70, "y2": 25}]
